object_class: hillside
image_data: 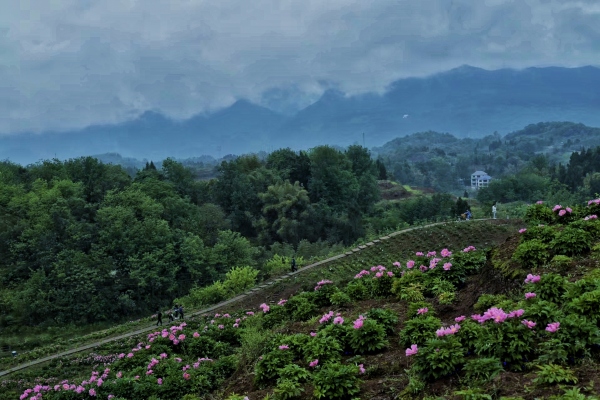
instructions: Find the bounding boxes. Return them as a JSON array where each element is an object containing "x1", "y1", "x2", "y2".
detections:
[
  {"x1": 2, "y1": 65, "x2": 600, "y2": 165},
  {"x1": 0, "y1": 219, "x2": 524, "y2": 399}
]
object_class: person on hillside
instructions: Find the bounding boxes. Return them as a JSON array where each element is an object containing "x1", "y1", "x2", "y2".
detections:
[
  {"x1": 465, "y1": 209, "x2": 472, "y2": 220},
  {"x1": 168, "y1": 310, "x2": 174, "y2": 322},
  {"x1": 492, "y1": 203, "x2": 497, "y2": 219},
  {"x1": 156, "y1": 310, "x2": 163, "y2": 326},
  {"x1": 173, "y1": 304, "x2": 179, "y2": 319},
  {"x1": 178, "y1": 305, "x2": 184, "y2": 320},
  {"x1": 291, "y1": 257, "x2": 297, "y2": 272}
]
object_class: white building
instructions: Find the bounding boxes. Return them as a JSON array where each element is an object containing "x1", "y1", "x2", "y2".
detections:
[{"x1": 471, "y1": 171, "x2": 492, "y2": 189}]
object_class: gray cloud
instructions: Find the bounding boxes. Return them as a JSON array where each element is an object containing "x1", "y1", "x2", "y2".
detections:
[{"x1": 1, "y1": 0, "x2": 599, "y2": 134}]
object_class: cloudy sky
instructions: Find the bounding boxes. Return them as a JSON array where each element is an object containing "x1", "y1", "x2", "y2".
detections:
[{"x1": 1, "y1": 0, "x2": 599, "y2": 134}]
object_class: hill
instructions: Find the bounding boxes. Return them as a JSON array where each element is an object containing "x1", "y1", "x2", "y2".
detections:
[{"x1": 2, "y1": 65, "x2": 600, "y2": 165}]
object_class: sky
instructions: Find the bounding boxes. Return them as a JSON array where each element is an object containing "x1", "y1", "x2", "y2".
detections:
[{"x1": 1, "y1": 0, "x2": 600, "y2": 134}]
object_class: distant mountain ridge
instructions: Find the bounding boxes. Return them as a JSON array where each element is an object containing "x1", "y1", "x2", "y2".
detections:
[{"x1": 2, "y1": 65, "x2": 600, "y2": 165}]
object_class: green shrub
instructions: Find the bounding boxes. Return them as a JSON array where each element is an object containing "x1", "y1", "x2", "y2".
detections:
[
  {"x1": 536, "y1": 338, "x2": 569, "y2": 365},
  {"x1": 277, "y1": 363, "x2": 311, "y2": 383},
  {"x1": 313, "y1": 284, "x2": 337, "y2": 307},
  {"x1": 222, "y1": 266, "x2": 260, "y2": 295},
  {"x1": 371, "y1": 275, "x2": 394, "y2": 297},
  {"x1": 318, "y1": 323, "x2": 351, "y2": 351},
  {"x1": 263, "y1": 305, "x2": 290, "y2": 329},
  {"x1": 533, "y1": 364, "x2": 578, "y2": 385},
  {"x1": 348, "y1": 318, "x2": 387, "y2": 354},
  {"x1": 329, "y1": 289, "x2": 351, "y2": 307},
  {"x1": 437, "y1": 291, "x2": 456, "y2": 305},
  {"x1": 312, "y1": 363, "x2": 361, "y2": 399},
  {"x1": 407, "y1": 301, "x2": 433, "y2": 317},
  {"x1": 521, "y1": 225, "x2": 556, "y2": 244},
  {"x1": 512, "y1": 239, "x2": 550, "y2": 268},
  {"x1": 399, "y1": 315, "x2": 442, "y2": 348},
  {"x1": 451, "y1": 249, "x2": 487, "y2": 275},
  {"x1": 474, "y1": 294, "x2": 508, "y2": 312},
  {"x1": 524, "y1": 300, "x2": 563, "y2": 328},
  {"x1": 274, "y1": 379, "x2": 304, "y2": 400},
  {"x1": 456, "y1": 320, "x2": 484, "y2": 353},
  {"x1": 524, "y1": 204, "x2": 554, "y2": 224},
  {"x1": 549, "y1": 254, "x2": 572, "y2": 270},
  {"x1": 462, "y1": 357, "x2": 503, "y2": 383},
  {"x1": 535, "y1": 273, "x2": 567, "y2": 303},
  {"x1": 396, "y1": 283, "x2": 425, "y2": 302},
  {"x1": 285, "y1": 293, "x2": 318, "y2": 322},
  {"x1": 474, "y1": 321, "x2": 536, "y2": 370},
  {"x1": 412, "y1": 337, "x2": 465, "y2": 381},
  {"x1": 344, "y1": 280, "x2": 368, "y2": 301},
  {"x1": 366, "y1": 308, "x2": 398, "y2": 335},
  {"x1": 551, "y1": 227, "x2": 592, "y2": 256},
  {"x1": 303, "y1": 334, "x2": 343, "y2": 364},
  {"x1": 254, "y1": 349, "x2": 295, "y2": 387}
]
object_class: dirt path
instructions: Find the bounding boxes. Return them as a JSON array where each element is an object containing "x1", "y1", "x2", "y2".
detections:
[{"x1": 0, "y1": 218, "x2": 515, "y2": 377}]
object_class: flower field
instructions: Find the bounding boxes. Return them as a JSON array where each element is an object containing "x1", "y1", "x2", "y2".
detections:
[{"x1": 9, "y1": 209, "x2": 600, "y2": 399}]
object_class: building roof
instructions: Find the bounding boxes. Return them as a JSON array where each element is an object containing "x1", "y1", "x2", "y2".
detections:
[
  {"x1": 478, "y1": 175, "x2": 492, "y2": 180},
  {"x1": 471, "y1": 170, "x2": 487, "y2": 176}
]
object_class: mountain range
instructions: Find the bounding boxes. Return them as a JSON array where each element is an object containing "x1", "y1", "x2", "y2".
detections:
[{"x1": 2, "y1": 65, "x2": 600, "y2": 166}]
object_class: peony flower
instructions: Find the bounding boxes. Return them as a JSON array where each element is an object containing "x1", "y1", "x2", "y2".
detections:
[
  {"x1": 417, "y1": 307, "x2": 428, "y2": 315},
  {"x1": 455, "y1": 315, "x2": 465, "y2": 322},
  {"x1": 358, "y1": 364, "x2": 366, "y2": 374},
  {"x1": 333, "y1": 316, "x2": 344, "y2": 325},
  {"x1": 443, "y1": 262, "x2": 452, "y2": 271},
  {"x1": 405, "y1": 344, "x2": 418, "y2": 356},
  {"x1": 89, "y1": 389, "x2": 96, "y2": 397},
  {"x1": 309, "y1": 359, "x2": 319, "y2": 368},
  {"x1": 546, "y1": 322, "x2": 560, "y2": 333},
  {"x1": 525, "y1": 292, "x2": 536, "y2": 299},
  {"x1": 157, "y1": 378, "x2": 162, "y2": 385},
  {"x1": 415, "y1": 252, "x2": 424, "y2": 256},
  {"x1": 353, "y1": 318, "x2": 364, "y2": 329},
  {"x1": 521, "y1": 319, "x2": 536, "y2": 329},
  {"x1": 406, "y1": 260, "x2": 415, "y2": 269},
  {"x1": 193, "y1": 332, "x2": 200, "y2": 338},
  {"x1": 279, "y1": 345, "x2": 289, "y2": 350},
  {"x1": 518, "y1": 228, "x2": 527, "y2": 233}
]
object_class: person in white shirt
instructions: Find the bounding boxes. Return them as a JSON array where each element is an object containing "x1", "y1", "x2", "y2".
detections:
[{"x1": 492, "y1": 204, "x2": 497, "y2": 219}]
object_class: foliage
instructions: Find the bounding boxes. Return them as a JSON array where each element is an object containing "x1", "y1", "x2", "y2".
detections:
[
  {"x1": 551, "y1": 227, "x2": 592, "y2": 256},
  {"x1": 399, "y1": 315, "x2": 442, "y2": 348},
  {"x1": 533, "y1": 364, "x2": 578, "y2": 385},
  {"x1": 254, "y1": 349, "x2": 295, "y2": 387},
  {"x1": 348, "y1": 318, "x2": 388, "y2": 354},
  {"x1": 412, "y1": 337, "x2": 465, "y2": 381},
  {"x1": 312, "y1": 363, "x2": 361, "y2": 399},
  {"x1": 366, "y1": 308, "x2": 398, "y2": 335},
  {"x1": 285, "y1": 293, "x2": 319, "y2": 322},
  {"x1": 462, "y1": 357, "x2": 503, "y2": 383},
  {"x1": 512, "y1": 239, "x2": 550, "y2": 268}
]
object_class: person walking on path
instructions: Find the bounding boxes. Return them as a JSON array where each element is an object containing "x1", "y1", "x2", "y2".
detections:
[
  {"x1": 492, "y1": 203, "x2": 497, "y2": 219},
  {"x1": 291, "y1": 257, "x2": 297, "y2": 272},
  {"x1": 178, "y1": 305, "x2": 184, "y2": 320},
  {"x1": 156, "y1": 310, "x2": 163, "y2": 326},
  {"x1": 465, "y1": 209, "x2": 472, "y2": 220},
  {"x1": 168, "y1": 310, "x2": 174, "y2": 322},
  {"x1": 173, "y1": 305, "x2": 179, "y2": 319}
]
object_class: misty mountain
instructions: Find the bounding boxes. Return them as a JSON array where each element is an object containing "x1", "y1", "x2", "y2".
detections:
[{"x1": 2, "y1": 65, "x2": 600, "y2": 166}]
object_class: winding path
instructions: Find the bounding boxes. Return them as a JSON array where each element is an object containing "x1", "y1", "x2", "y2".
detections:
[{"x1": 0, "y1": 218, "x2": 512, "y2": 377}]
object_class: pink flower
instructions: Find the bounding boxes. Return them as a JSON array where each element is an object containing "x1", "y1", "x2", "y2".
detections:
[
  {"x1": 193, "y1": 332, "x2": 200, "y2": 338},
  {"x1": 116, "y1": 371, "x2": 122, "y2": 378},
  {"x1": 393, "y1": 261, "x2": 401, "y2": 267},
  {"x1": 387, "y1": 271, "x2": 394, "y2": 277},
  {"x1": 443, "y1": 262, "x2": 452, "y2": 271},
  {"x1": 463, "y1": 246, "x2": 476, "y2": 253},
  {"x1": 157, "y1": 378, "x2": 163, "y2": 385},
  {"x1": 310, "y1": 332, "x2": 317, "y2": 337},
  {"x1": 89, "y1": 389, "x2": 96, "y2": 397},
  {"x1": 566, "y1": 207, "x2": 572, "y2": 213},
  {"x1": 279, "y1": 345, "x2": 289, "y2": 350},
  {"x1": 518, "y1": 228, "x2": 527, "y2": 233},
  {"x1": 546, "y1": 322, "x2": 560, "y2": 332},
  {"x1": 553, "y1": 204, "x2": 562, "y2": 212},
  {"x1": 415, "y1": 252, "x2": 424, "y2": 256},
  {"x1": 218, "y1": 324, "x2": 224, "y2": 330},
  {"x1": 246, "y1": 311, "x2": 254, "y2": 316},
  {"x1": 525, "y1": 292, "x2": 536, "y2": 299},
  {"x1": 558, "y1": 209, "x2": 566, "y2": 216},
  {"x1": 417, "y1": 307, "x2": 428, "y2": 315},
  {"x1": 440, "y1": 248, "x2": 452, "y2": 258},
  {"x1": 333, "y1": 316, "x2": 344, "y2": 325},
  {"x1": 259, "y1": 303, "x2": 270, "y2": 313},
  {"x1": 508, "y1": 309, "x2": 524, "y2": 318},
  {"x1": 405, "y1": 344, "x2": 418, "y2": 356},
  {"x1": 427, "y1": 251, "x2": 437, "y2": 257},
  {"x1": 536, "y1": 200, "x2": 543, "y2": 204},
  {"x1": 524, "y1": 274, "x2": 541, "y2": 284},
  {"x1": 358, "y1": 364, "x2": 366, "y2": 374},
  {"x1": 419, "y1": 265, "x2": 428, "y2": 272},
  {"x1": 521, "y1": 319, "x2": 536, "y2": 329},
  {"x1": 455, "y1": 315, "x2": 465, "y2": 322},
  {"x1": 178, "y1": 334, "x2": 185, "y2": 340},
  {"x1": 183, "y1": 373, "x2": 190, "y2": 380},
  {"x1": 127, "y1": 353, "x2": 134, "y2": 358},
  {"x1": 353, "y1": 318, "x2": 364, "y2": 329},
  {"x1": 159, "y1": 353, "x2": 167, "y2": 359},
  {"x1": 309, "y1": 359, "x2": 319, "y2": 368},
  {"x1": 277, "y1": 299, "x2": 287, "y2": 306},
  {"x1": 406, "y1": 260, "x2": 415, "y2": 269}
]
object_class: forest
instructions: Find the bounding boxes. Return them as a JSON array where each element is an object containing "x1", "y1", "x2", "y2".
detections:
[{"x1": 0, "y1": 145, "x2": 456, "y2": 331}]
